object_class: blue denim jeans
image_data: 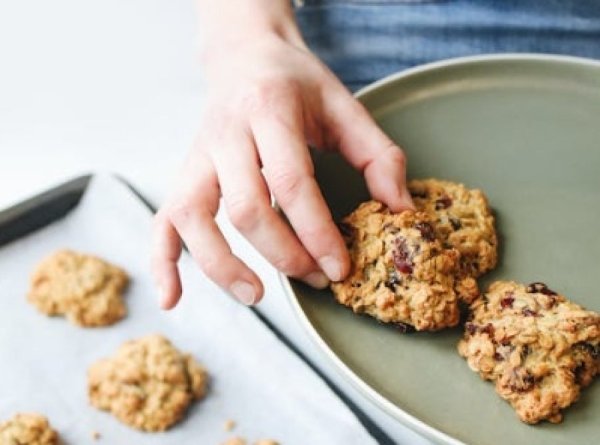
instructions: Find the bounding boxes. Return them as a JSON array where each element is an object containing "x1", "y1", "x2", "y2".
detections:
[{"x1": 295, "y1": 0, "x2": 600, "y2": 90}]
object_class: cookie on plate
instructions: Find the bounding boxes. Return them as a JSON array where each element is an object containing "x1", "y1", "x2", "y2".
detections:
[
  {"x1": 331, "y1": 201, "x2": 461, "y2": 331},
  {"x1": 88, "y1": 334, "x2": 208, "y2": 432},
  {"x1": 28, "y1": 249, "x2": 128, "y2": 327},
  {"x1": 458, "y1": 281, "x2": 599, "y2": 424},
  {"x1": 0, "y1": 413, "x2": 60, "y2": 445},
  {"x1": 409, "y1": 179, "x2": 498, "y2": 302}
]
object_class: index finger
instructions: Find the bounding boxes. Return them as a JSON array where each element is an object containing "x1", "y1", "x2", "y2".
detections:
[{"x1": 250, "y1": 90, "x2": 350, "y2": 282}]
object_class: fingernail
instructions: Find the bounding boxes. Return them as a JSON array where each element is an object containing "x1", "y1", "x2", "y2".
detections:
[
  {"x1": 318, "y1": 255, "x2": 343, "y2": 281},
  {"x1": 302, "y1": 271, "x2": 330, "y2": 289},
  {"x1": 230, "y1": 281, "x2": 257, "y2": 305}
]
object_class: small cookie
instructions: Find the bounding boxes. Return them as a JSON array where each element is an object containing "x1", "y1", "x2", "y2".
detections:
[
  {"x1": 409, "y1": 179, "x2": 498, "y2": 302},
  {"x1": 88, "y1": 334, "x2": 208, "y2": 432},
  {"x1": 221, "y1": 439, "x2": 246, "y2": 445},
  {"x1": 331, "y1": 201, "x2": 461, "y2": 331},
  {"x1": 221, "y1": 439, "x2": 279, "y2": 445},
  {"x1": 458, "y1": 281, "x2": 599, "y2": 424},
  {"x1": 28, "y1": 250, "x2": 128, "y2": 327},
  {"x1": 0, "y1": 413, "x2": 60, "y2": 445}
]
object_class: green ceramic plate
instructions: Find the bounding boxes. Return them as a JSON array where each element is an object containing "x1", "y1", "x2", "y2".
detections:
[{"x1": 280, "y1": 55, "x2": 600, "y2": 445}]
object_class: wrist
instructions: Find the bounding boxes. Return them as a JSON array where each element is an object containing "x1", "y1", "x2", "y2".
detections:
[{"x1": 196, "y1": 0, "x2": 305, "y2": 63}]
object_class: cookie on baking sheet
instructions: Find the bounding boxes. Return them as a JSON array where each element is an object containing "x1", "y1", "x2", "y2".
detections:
[
  {"x1": 88, "y1": 334, "x2": 208, "y2": 432},
  {"x1": 408, "y1": 179, "x2": 498, "y2": 302},
  {"x1": 331, "y1": 201, "x2": 461, "y2": 331},
  {"x1": 221, "y1": 439, "x2": 279, "y2": 445},
  {"x1": 27, "y1": 249, "x2": 128, "y2": 327},
  {"x1": 458, "y1": 281, "x2": 599, "y2": 424},
  {"x1": 0, "y1": 413, "x2": 60, "y2": 445}
]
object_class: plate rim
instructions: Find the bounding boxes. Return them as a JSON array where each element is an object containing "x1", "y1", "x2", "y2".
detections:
[
  {"x1": 354, "y1": 52, "x2": 600, "y2": 97},
  {"x1": 279, "y1": 53, "x2": 600, "y2": 445}
]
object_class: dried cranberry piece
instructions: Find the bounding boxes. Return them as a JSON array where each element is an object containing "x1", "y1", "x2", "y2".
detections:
[
  {"x1": 414, "y1": 221, "x2": 436, "y2": 242},
  {"x1": 516, "y1": 373, "x2": 535, "y2": 393},
  {"x1": 522, "y1": 308, "x2": 538, "y2": 317},
  {"x1": 435, "y1": 196, "x2": 453, "y2": 210},
  {"x1": 526, "y1": 282, "x2": 557, "y2": 296},
  {"x1": 449, "y1": 217, "x2": 462, "y2": 230},
  {"x1": 393, "y1": 237, "x2": 413, "y2": 274},
  {"x1": 394, "y1": 259, "x2": 413, "y2": 275},
  {"x1": 481, "y1": 323, "x2": 495, "y2": 336},
  {"x1": 507, "y1": 368, "x2": 536, "y2": 392},
  {"x1": 494, "y1": 345, "x2": 512, "y2": 361},
  {"x1": 465, "y1": 322, "x2": 478, "y2": 335},
  {"x1": 500, "y1": 294, "x2": 515, "y2": 309}
]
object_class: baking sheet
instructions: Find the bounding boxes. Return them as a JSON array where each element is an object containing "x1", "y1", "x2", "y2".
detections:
[{"x1": 0, "y1": 175, "x2": 377, "y2": 445}]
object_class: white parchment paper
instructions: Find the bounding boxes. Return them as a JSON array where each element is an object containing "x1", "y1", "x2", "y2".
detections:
[{"x1": 0, "y1": 175, "x2": 377, "y2": 445}]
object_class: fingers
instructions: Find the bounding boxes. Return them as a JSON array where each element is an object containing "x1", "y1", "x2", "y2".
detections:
[
  {"x1": 250, "y1": 84, "x2": 350, "y2": 281},
  {"x1": 323, "y1": 86, "x2": 414, "y2": 212},
  {"x1": 152, "y1": 212, "x2": 183, "y2": 309},
  {"x1": 154, "y1": 152, "x2": 263, "y2": 307},
  {"x1": 210, "y1": 124, "x2": 330, "y2": 289}
]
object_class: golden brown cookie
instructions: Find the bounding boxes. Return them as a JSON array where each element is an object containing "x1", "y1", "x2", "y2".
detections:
[
  {"x1": 331, "y1": 201, "x2": 461, "y2": 331},
  {"x1": 221, "y1": 438, "x2": 279, "y2": 445},
  {"x1": 0, "y1": 413, "x2": 60, "y2": 445},
  {"x1": 28, "y1": 250, "x2": 128, "y2": 327},
  {"x1": 88, "y1": 334, "x2": 208, "y2": 432},
  {"x1": 458, "y1": 281, "x2": 599, "y2": 424},
  {"x1": 221, "y1": 439, "x2": 246, "y2": 445},
  {"x1": 409, "y1": 179, "x2": 498, "y2": 303}
]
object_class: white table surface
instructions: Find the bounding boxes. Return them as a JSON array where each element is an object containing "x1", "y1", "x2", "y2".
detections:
[{"x1": 0, "y1": 1, "x2": 433, "y2": 444}]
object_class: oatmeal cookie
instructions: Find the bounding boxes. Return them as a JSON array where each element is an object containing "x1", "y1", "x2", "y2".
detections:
[
  {"x1": 88, "y1": 334, "x2": 208, "y2": 432},
  {"x1": 221, "y1": 439, "x2": 279, "y2": 445},
  {"x1": 0, "y1": 413, "x2": 60, "y2": 445},
  {"x1": 458, "y1": 281, "x2": 599, "y2": 424},
  {"x1": 409, "y1": 179, "x2": 498, "y2": 302},
  {"x1": 331, "y1": 201, "x2": 461, "y2": 331},
  {"x1": 221, "y1": 439, "x2": 246, "y2": 445},
  {"x1": 28, "y1": 249, "x2": 128, "y2": 327}
]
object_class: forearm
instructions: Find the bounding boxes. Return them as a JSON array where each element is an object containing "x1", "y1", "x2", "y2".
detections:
[{"x1": 196, "y1": 0, "x2": 305, "y2": 58}]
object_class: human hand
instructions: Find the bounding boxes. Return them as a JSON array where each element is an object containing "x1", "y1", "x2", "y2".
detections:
[{"x1": 152, "y1": 4, "x2": 413, "y2": 309}]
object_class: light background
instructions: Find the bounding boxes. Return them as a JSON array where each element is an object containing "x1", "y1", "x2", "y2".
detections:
[
  {"x1": 0, "y1": 1, "x2": 431, "y2": 443},
  {"x1": 0, "y1": 0, "x2": 198, "y2": 207}
]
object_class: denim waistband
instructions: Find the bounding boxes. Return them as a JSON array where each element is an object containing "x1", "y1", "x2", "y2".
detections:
[
  {"x1": 295, "y1": 1, "x2": 600, "y2": 90},
  {"x1": 296, "y1": 1, "x2": 440, "y2": 5}
]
